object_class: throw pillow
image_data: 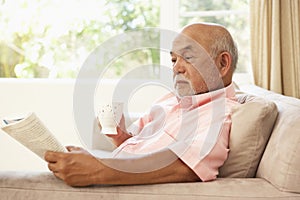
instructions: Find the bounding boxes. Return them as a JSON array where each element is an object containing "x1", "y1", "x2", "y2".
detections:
[{"x1": 219, "y1": 94, "x2": 278, "y2": 178}]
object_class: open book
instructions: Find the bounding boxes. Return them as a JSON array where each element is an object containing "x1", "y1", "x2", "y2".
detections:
[{"x1": 0, "y1": 112, "x2": 67, "y2": 160}]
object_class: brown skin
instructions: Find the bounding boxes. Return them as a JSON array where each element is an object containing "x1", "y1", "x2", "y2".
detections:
[
  {"x1": 45, "y1": 23, "x2": 234, "y2": 187},
  {"x1": 45, "y1": 146, "x2": 199, "y2": 186},
  {"x1": 171, "y1": 23, "x2": 233, "y2": 95},
  {"x1": 103, "y1": 114, "x2": 132, "y2": 147}
]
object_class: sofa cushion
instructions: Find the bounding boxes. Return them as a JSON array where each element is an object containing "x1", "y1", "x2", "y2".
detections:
[
  {"x1": 219, "y1": 93, "x2": 278, "y2": 178},
  {"x1": 1, "y1": 171, "x2": 300, "y2": 200},
  {"x1": 240, "y1": 85, "x2": 300, "y2": 193}
]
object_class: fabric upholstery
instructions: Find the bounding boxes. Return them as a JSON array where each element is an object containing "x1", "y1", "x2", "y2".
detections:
[
  {"x1": 240, "y1": 85, "x2": 300, "y2": 193},
  {"x1": 219, "y1": 94, "x2": 278, "y2": 178},
  {"x1": 1, "y1": 171, "x2": 300, "y2": 200}
]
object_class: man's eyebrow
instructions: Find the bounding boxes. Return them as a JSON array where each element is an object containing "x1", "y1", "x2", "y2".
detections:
[
  {"x1": 170, "y1": 45, "x2": 193, "y2": 55},
  {"x1": 183, "y1": 45, "x2": 193, "y2": 51}
]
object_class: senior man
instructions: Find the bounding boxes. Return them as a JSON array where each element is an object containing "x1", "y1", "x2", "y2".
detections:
[{"x1": 45, "y1": 23, "x2": 239, "y2": 186}]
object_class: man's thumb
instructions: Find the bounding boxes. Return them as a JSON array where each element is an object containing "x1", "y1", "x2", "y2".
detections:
[{"x1": 66, "y1": 146, "x2": 82, "y2": 152}]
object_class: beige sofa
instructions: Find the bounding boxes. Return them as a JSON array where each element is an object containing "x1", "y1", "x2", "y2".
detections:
[{"x1": 0, "y1": 84, "x2": 300, "y2": 199}]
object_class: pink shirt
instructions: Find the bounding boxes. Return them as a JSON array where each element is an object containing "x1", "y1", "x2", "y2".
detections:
[{"x1": 112, "y1": 83, "x2": 239, "y2": 181}]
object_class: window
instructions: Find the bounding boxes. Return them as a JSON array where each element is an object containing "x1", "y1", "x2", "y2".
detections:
[
  {"x1": 0, "y1": 0, "x2": 160, "y2": 78},
  {"x1": 0, "y1": 0, "x2": 252, "y2": 84}
]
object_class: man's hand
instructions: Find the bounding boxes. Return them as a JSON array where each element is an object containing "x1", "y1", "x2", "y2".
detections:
[
  {"x1": 97, "y1": 114, "x2": 132, "y2": 146},
  {"x1": 45, "y1": 146, "x2": 200, "y2": 187},
  {"x1": 45, "y1": 146, "x2": 104, "y2": 186}
]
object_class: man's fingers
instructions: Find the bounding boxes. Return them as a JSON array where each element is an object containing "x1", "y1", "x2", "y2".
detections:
[
  {"x1": 53, "y1": 172, "x2": 65, "y2": 182},
  {"x1": 44, "y1": 151, "x2": 59, "y2": 163},
  {"x1": 66, "y1": 146, "x2": 83, "y2": 152},
  {"x1": 66, "y1": 146, "x2": 76, "y2": 152},
  {"x1": 44, "y1": 151, "x2": 68, "y2": 162},
  {"x1": 48, "y1": 162, "x2": 57, "y2": 172}
]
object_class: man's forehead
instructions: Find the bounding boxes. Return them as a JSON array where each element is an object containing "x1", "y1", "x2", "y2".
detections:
[{"x1": 171, "y1": 34, "x2": 206, "y2": 54}]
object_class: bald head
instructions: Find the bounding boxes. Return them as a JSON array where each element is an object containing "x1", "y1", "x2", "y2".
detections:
[{"x1": 181, "y1": 23, "x2": 238, "y2": 71}]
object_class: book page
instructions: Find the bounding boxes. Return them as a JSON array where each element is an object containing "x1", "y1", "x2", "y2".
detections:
[{"x1": 1, "y1": 112, "x2": 67, "y2": 160}]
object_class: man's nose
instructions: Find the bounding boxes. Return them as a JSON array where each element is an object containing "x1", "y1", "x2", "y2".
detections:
[{"x1": 173, "y1": 57, "x2": 186, "y2": 74}]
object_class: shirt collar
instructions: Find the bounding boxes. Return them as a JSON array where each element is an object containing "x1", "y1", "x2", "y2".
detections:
[{"x1": 177, "y1": 82, "x2": 236, "y2": 109}]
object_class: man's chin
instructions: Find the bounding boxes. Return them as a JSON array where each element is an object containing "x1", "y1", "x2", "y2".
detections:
[{"x1": 175, "y1": 89, "x2": 195, "y2": 98}]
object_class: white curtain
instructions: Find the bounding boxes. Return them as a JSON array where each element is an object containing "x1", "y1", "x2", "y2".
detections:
[{"x1": 250, "y1": 0, "x2": 300, "y2": 98}]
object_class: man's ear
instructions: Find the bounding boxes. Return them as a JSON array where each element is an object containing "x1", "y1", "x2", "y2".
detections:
[{"x1": 217, "y1": 51, "x2": 232, "y2": 77}]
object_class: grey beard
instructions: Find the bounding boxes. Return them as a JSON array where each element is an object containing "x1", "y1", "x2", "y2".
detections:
[{"x1": 174, "y1": 83, "x2": 196, "y2": 97}]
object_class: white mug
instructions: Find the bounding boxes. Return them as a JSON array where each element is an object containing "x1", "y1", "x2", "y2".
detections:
[{"x1": 97, "y1": 102, "x2": 123, "y2": 134}]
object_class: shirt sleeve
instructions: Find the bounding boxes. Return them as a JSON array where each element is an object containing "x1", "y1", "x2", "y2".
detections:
[
  {"x1": 172, "y1": 115, "x2": 231, "y2": 182},
  {"x1": 127, "y1": 113, "x2": 152, "y2": 136},
  {"x1": 127, "y1": 92, "x2": 174, "y2": 136},
  {"x1": 193, "y1": 116, "x2": 231, "y2": 181}
]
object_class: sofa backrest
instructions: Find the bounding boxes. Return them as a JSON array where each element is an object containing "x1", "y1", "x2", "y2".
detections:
[{"x1": 240, "y1": 85, "x2": 300, "y2": 193}]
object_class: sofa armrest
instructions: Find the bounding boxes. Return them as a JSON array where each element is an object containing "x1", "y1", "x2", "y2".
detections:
[{"x1": 1, "y1": 171, "x2": 299, "y2": 200}]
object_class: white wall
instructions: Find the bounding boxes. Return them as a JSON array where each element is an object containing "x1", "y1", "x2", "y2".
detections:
[{"x1": 0, "y1": 78, "x2": 169, "y2": 171}]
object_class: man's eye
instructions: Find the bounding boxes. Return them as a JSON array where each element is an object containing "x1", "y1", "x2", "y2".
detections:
[
  {"x1": 171, "y1": 58, "x2": 176, "y2": 64},
  {"x1": 184, "y1": 56, "x2": 193, "y2": 60}
]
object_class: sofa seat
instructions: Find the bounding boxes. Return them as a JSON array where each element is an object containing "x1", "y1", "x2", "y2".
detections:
[{"x1": 0, "y1": 171, "x2": 300, "y2": 200}]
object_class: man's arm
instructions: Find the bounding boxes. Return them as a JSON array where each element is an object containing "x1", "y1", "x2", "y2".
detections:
[{"x1": 45, "y1": 146, "x2": 200, "y2": 186}]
